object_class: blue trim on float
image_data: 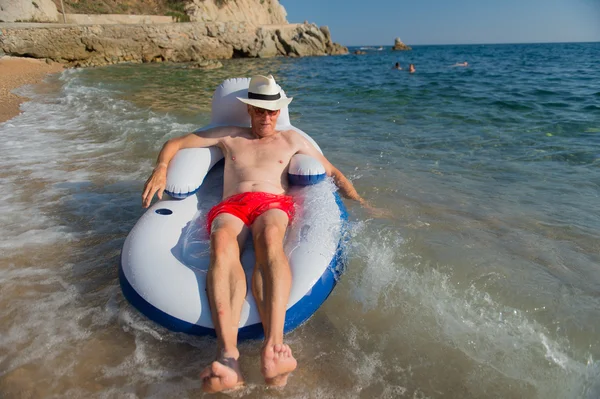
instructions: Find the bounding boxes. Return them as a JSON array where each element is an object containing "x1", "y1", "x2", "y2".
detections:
[
  {"x1": 120, "y1": 256, "x2": 339, "y2": 339},
  {"x1": 335, "y1": 191, "x2": 349, "y2": 221},
  {"x1": 288, "y1": 173, "x2": 326, "y2": 186},
  {"x1": 119, "y1": 261, "x2": 216, "y2": 336},
  {"x1": 164, "y1": 186, "x2": 200, "y2": 199},
  {"x1": 331, "y1": 192, "x2": 349, "y2": 279},
  {"x1": 119, "y1": 191, "x2": 348, "y2": 340},
  {"x1": 279, "y1": 249, "x2": 340, "y2": 337}
]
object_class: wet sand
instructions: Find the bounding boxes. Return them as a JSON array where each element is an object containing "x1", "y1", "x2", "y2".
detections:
[{"x1": 0, "y1": 56, "x2": 65, "y2": 123}]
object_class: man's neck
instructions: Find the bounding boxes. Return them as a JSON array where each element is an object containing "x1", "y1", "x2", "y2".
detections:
[{"x1": 251, "y1": 127, "x2": 279, "y2": 139}]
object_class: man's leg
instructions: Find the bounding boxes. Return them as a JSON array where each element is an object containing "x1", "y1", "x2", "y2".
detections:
[
  {"x1": 200, "y1": 213, "x2": 249, "y2": 393},
  {"x1": 251, "y1": 209, "x2": 297, "y2": 387}
]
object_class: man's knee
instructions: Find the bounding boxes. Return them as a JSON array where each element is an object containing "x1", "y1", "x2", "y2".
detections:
[
  {"x1": 210, "y1": 229, "x2": 239, "y2": 261},
  {"x1": 262, "y1": 223, "x2": 286, "y2": 244},
  {"x1": 255, "y1": 223, "x2": 285, "y2": 252}
]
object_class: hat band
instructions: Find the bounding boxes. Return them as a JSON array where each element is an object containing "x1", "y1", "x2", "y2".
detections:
[{"x1": 248, "y1": 92, "x2": 281, "y2": 101}]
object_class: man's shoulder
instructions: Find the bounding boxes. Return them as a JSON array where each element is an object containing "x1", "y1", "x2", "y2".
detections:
[{"x1": 278, "y1": 128, "x2": 303, "y2": 140}]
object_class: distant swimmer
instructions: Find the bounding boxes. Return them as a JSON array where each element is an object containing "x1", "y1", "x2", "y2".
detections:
[
  {"x1": 393, "y1": 62, "x2": 402, "y2": 70},
  {"x1": 408, "y1": 64, "x2": 416, "y2": 73},
  {"x1": 451, "y1": 62, "x2": 468, "y2": 67}
]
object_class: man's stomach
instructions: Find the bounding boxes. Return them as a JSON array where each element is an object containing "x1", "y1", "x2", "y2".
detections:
[{"x1": 222, "y1": 180, "x2": 288, "y2": 199}]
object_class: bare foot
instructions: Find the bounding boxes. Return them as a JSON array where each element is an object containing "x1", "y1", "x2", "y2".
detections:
[
  {"x1": 200, "y1": 356, "x2": 244, "y2": 393},
  {"x1": 261, "y1": 343, "x2": 297, "y2": 387}
]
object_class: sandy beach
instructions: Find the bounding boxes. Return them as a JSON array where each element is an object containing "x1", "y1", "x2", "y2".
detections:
[{"x1": 0, "y1": 56, "x2": 65, "y2": 123}]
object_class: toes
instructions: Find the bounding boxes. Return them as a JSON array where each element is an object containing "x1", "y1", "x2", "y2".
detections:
[
  {"x1": 264, "y1": 343, "x2": 293, "y2": 361},
  {"x1": 201, "y1": 359, "x2": 244, "y2": 394},
  {"x1": 200, "y1": 366, "x2": 213, "y2": 380},
  {"x1": 203, "y1": 376, "x2": 220, "y2": 392},
  {"x1": 278, "y1": 344, "x2": 290, "y2": 358},
  {"x1": 272, "y1": 343, "x2": 289, "y2": 356},
  {"x1": 211, "y1": 361, "x2": 227, "y2": 375},
  {"x1": 264, "y1": 344, "x2": 274, "y2": 358}
]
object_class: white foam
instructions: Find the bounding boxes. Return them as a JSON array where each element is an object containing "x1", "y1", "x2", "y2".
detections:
[
  {"x1": 347, "y1": 222, "x2": 405, "y2": 311},
  {"x1": 338, "y1": 217, "x2": 600, "y2": 397},
  {"x1": 0, "y1": 70, "x2": 205, "y2": 393},
  {"x1": 0, "y1": 68, "x2": 196, "y2": 254}
]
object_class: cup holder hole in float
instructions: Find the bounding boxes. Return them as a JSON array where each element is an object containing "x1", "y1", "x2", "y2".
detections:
[{"x1": 155, "y1": 208, "x2": 173, "y2": 215}]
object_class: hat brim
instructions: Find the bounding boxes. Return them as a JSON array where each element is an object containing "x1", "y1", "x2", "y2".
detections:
[{"x1": 237, "y1": 96, "x2": 293, "y2": 111}]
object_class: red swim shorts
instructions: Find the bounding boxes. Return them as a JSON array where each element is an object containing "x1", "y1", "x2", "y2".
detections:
[{"x1": 206, "y1": 192, "x2": 295, "y2": 234}]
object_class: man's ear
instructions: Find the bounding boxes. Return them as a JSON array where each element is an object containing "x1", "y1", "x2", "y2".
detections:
[{"x1": 247, "y1": 105, "x2": 252, "y2": 115}]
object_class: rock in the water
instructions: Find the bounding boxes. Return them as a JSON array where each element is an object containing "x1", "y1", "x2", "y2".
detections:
[
  {"x1": 392, "y1": 37, "x2": 412, "y2": 51},
  {"x1": 189, "y1": 60, "x2": 223, "y2": 69}
]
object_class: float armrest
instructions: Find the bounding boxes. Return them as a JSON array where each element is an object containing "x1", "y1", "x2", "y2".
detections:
[
  {"x1": 165, "y1": 147, "x2": 224, "y2": 199},
  {"x1": 288, "y1": 154, "x2": 326, "y2": 186}
]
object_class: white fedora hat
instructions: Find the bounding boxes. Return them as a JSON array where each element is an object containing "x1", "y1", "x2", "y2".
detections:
[{"x1": 237, "y1": 75, "x2": 293, "y2": 111}]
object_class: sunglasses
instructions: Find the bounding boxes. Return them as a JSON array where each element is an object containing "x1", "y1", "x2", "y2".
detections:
[{"x1": 252, "y1": 107, "x2": 279, "y2": 116}]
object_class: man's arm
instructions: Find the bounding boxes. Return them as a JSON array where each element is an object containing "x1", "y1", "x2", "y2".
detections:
[
  {"x1": 293, "y1": 132, "x2": 391, "y2": 217},
  {"x1": 328, "y1": 166, "x2": 368, "y2": 205},
  {"x1": 293, "y1": 134, "x2": 366, "y2": 204},
  {"x1": 141, "y1": 127, "x2": 232, "y2": 208}
]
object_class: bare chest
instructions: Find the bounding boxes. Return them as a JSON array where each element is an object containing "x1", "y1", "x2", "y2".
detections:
[{"x1": 224, "y1": 135, "x2": 297, "y2": 169}]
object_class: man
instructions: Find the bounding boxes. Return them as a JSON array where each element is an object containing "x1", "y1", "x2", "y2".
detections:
[{"x1": 142, "y1": 75, "x2": 370, "y2": 393}]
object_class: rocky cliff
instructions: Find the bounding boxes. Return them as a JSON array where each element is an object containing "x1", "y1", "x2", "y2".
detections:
[
  {"x1": 0, "y1": 0, "x2": 348, "y2": 65},
  {"x1": 1, "y1": 0, "x2": 288, "y2": 25},
  {"x1": 0, "y1": 0, "x2": 59, "y2": 22},
  {"x1": 0, "y1": 21, "x2": 347, "y2": 67},
  {"x1": 185, "y1": 0, "x2": 287, "y2": 25}
]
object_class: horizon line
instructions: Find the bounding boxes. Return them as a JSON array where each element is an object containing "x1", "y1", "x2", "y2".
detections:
[{"x1": 344, "y1": 40, "x2": 600, "y2": 47}]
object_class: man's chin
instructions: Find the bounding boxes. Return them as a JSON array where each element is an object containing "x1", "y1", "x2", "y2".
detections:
[{"x1": 256, "y1": 127, "x2": 275, "y2": 136}]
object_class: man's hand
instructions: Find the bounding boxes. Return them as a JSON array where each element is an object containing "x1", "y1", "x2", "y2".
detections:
[
  {"x1": 142, "y1": 163, "x2": 168, "y2": 208},
  {"x1": 359, "y1": 198, "x2": 393, "y2": 218}
]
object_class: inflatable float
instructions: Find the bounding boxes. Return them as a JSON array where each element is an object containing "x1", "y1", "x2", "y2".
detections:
[{"x1": 120, "y1": 77, "x2": 347, "y2": 339}]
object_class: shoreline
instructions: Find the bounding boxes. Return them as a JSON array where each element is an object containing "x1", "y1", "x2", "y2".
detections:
[{"x1": 0, "y1": 56, "x2": 65, "y2": 124}]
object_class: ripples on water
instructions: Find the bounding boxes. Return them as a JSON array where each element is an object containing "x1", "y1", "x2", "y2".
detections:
[{"x1": 1, "y1": 42, "x2": 600, "y2": 398}]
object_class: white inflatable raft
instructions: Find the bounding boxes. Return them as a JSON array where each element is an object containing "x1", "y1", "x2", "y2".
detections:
[{"x1": 120, "y1": 78, "x2": 347, "y2": 339}]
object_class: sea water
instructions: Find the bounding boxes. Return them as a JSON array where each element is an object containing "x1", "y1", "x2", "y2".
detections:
[{"x1": 1, "y1": 42, "x2": 599, "y2": 398}]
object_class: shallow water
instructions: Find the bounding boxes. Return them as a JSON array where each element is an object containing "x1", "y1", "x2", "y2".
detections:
[{"x1": 1, "y1": 42, "x2": 600, "y2": 398}]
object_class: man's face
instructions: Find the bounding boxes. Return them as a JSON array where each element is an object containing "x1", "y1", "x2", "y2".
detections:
[{"x1": 248, "y1": 105, "x2": 280, "y2": 136}]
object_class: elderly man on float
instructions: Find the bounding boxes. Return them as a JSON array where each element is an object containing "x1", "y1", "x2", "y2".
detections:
[{"x1": 142, "y1": 75, "x2": 371, "y2": 392}]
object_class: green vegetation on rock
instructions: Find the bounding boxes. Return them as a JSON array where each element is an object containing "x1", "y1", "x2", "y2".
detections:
[{"x1": 52, "y1": 0, "x2": 190, "y2": 19}]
